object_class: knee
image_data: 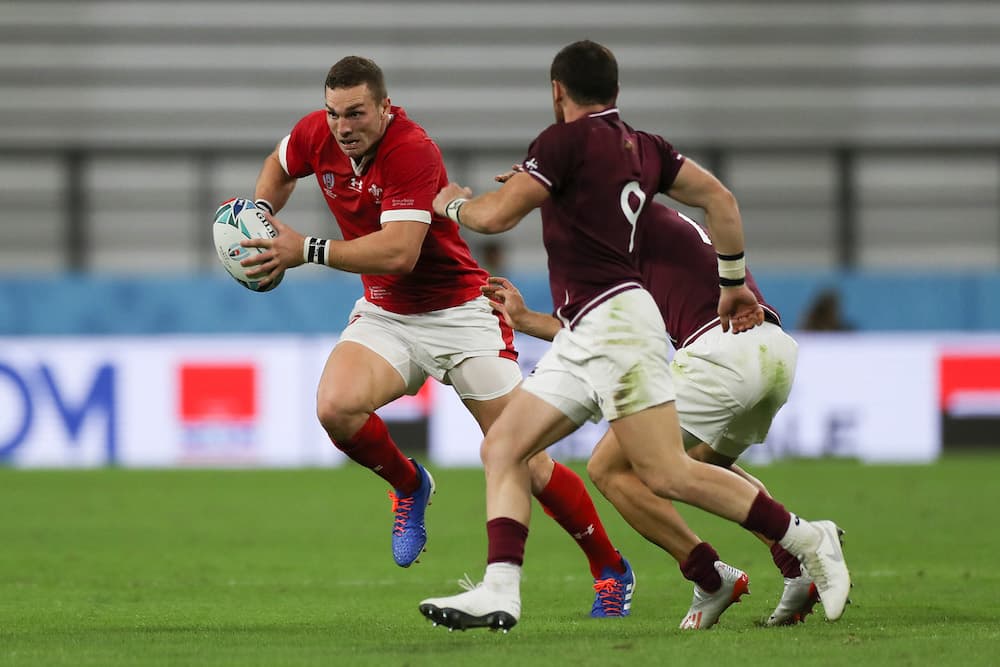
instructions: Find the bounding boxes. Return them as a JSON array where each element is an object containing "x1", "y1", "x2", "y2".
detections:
[
  {"x1": 587, "y1": 438, "x2": 631, "y2": 495},
  {"x1": 316, "y1": 391, "x2": 367, "y2": 442},
  {"x1": 480, "y1": 431, "x2": 520, "y2": 470},
  {"x1": 479, "y1": 434, "x2": 500, "y2": 468},
  {"x1": 586, "y1": 455, "x2": 612, "y2": 494}
]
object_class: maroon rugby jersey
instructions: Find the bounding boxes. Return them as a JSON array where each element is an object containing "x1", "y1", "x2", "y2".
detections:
[
  {"x1": 280, "y1": 106, "x2": 487, "y2": 314},
  {"x1": 639, "y1": 203, "x2": 780, "y2": 348},
  {"x1": 521, "y1": 108, "x2": 684, "y2": 328}
]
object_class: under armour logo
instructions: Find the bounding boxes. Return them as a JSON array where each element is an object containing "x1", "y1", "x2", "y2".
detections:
[
  {"x1": 524, "y1": 158, "x2": 539, "y2": 171},
  {"x1": 573, "y1": 524, "x2": 595, "y2": 540}
]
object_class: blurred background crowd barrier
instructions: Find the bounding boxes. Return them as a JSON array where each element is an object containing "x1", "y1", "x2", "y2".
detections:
[{"x1": 3, "y1": 1, "x2": 1000, "y2": 465}]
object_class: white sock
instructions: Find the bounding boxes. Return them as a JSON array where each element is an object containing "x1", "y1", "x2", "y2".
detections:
[
  {"x1": 484, "y1": 562, "x2": 522, "y2": 594},
  {"x1": 778, "y1": 514, "x2": 820, "y2": 557}
]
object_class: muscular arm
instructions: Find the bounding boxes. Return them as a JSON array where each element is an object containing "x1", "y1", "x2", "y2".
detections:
[
  {"x1": 665, "y1": 159, "x2": 744, "y2": 256},
  {"x1": 243, "y1": 142, "x2": 428, "y2": 280},
  {"x1": 243, "y1": 212, "x2": 428, "y2": 280},
  {"x1": 665, "y1": 158, "x2": 763, "y2": 332},
  {"x1": 326, "y1": 220, "x2": 427, "y2": 274},
  {"x1": 433, "y1": 172, "x2": 549, "y2": 234},
  {"x1": 254, "y1": 146, "x2": 298, "y2": 213}
]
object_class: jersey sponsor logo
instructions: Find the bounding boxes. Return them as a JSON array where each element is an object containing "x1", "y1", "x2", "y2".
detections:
[
  {"x1": 524, "y1": 157, "x2": 539, "y2": 171},
  {"x1": 349, "y1": 177, "x2": 363, "y2": 192},
  {"x1": 322, "y1": 172, "x2": 336, "y2": 198},
  {"x1": 368, "y1": 285, "x2": 390, "y2": 301}
]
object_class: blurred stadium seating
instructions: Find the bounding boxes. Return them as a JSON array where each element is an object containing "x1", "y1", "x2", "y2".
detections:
[{"x1": 2, "y1": 1, "x2": 1000, "y2": 331}]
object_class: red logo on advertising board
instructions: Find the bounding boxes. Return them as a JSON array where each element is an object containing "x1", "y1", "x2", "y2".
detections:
[
  {"x1": 179, "y1": 364, "x2": 256, "y2": 422},
  {"x1": 177, "y1": 363, "x2": 258, "y2": 464},
  {"x1": 939, "y1": 354, "x2": 1000, "y2": 415}
]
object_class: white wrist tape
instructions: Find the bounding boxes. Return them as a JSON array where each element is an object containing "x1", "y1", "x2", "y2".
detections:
[
  {"x1": 304, "y1": 236, "x2": 331, "y2": 265},
  {"x1": 254, "y1": 198, "x2": 275, "y2": 215},
  {"x1": 443, "y1": 198, "x2": 468, "y2": 224},
  {"x1": 717, "y1": 251, "x2": 746, "y2": 287}
]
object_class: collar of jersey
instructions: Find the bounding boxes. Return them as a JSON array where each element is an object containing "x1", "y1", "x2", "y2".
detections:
[{"x1": 587, "y1": 107, "x2": 620, "y2": 119}]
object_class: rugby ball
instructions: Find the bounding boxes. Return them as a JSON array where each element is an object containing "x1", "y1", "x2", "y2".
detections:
[{"x1": 212, "y1": 198, "x2": 284, "y2": 292}]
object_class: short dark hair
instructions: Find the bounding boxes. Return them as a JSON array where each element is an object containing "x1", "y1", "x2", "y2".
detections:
[
  {"x1": 550, "y1": 40, "x2": 618, "y2": 106},
  {"x1": 325, "y1": 56, "x2": 387, "y2": 102}
]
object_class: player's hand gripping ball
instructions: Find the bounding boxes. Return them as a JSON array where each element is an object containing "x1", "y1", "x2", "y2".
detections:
[{"x1": 212, "y1": 198, "x2": 284, "y2": 292}]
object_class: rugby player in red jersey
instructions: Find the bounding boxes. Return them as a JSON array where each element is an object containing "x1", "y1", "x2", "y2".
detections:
[
  {"x1": 239, "y1": 56, "x2": 635, "y2": 616},
  {"x1": 419, "y1": 40, "x2": 851, "y2": 632},
  {"x1": 482, "y1": 201, "x2": 817, "y2": 628}
]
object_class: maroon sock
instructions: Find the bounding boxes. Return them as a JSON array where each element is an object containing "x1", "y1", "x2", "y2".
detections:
[
  {"x1": 331, "y1": 413, "x2": 418, "y2": 493},
  {"x1": 740, "y1": 490, "x2": 792, "y2": 542},
  {"x1": 679, "y1": 542, "x2": 722, "y2": 593},
  {"x1": 535, "y1": 461, "x2": 622, "y2": 578},
  {"x1": 487, "y1": 517, "x2": 529, "y2": 566},
  {"x1": 770, "y1": 542, "x2": 803, "y2": 578}
]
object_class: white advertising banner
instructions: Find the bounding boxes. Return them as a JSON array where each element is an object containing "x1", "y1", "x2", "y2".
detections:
[
  {"x1": 0, "y1": 332, "x2": 974, "y2": 468},
  {"x1": 0, "y1": 337, "x2": 122, "y2": 467},
  {"x1": 745, "y1": 334, "x2": 939, "y2": 463},
  {"x1": 0, "y1": 336, "x2": 313, "y2": 467},
  {"x1": 0, "y1": 335, "x2": 436, "y2": 468},
  {"x1": 428, "y1": 333, "x2": 943, "y2": 465}
]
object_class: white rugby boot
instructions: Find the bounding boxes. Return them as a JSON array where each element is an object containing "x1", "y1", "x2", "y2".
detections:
[
  {"x1": 678, "y1": 561, "x2": 750, "y2": 630},
  {"x1": 419, "y1": 564, "x2": 521, "y2": 633},
  {"x1": 779, "y1": 518, "x2": 851, "y2": 621},
  {"x1": 765, "y1": 574, "x2": 820, "y2": 626}
]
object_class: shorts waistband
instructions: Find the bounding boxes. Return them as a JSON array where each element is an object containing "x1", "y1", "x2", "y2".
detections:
[{"x1": 681, "y1": 309, "x2": 782, "y2": 349}]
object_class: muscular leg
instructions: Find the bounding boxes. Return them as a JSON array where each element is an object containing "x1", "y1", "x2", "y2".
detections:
[
  {"x1": 608, "y1": 403, "x2": 762, "y2": 522},
  {"x1": 591, "y1": 428, "x2": 801, "y2": 582},
  {"x1": 316, "y1": 341, "x2": 417, "y2": 490},
  {"x1": 607, "y1": 402, "x2": 802, "y2": 557},
  {"x1": 587, "y1": 427, "x2": 732, "y2": 603},
  {"x1": 688, "y1": 444, "x2": 764, "y2": 493},
  {"x1": 480, "y1": 387, "x2": 580, "y2": 527},
  {"x1": 588, "y1": 430, "x2": 701, "y2": 563},
  {"x1": 464, "y1": 386, "x2": 624, "y2": 579}
]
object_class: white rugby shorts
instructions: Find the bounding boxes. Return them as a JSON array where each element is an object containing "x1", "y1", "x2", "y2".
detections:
[
  {"x1": 338, "y1": 295, "x2": 522, "y2": 400},
  {"x1": 521, "y1": 288, "x2": 675, "y2": 424},
  {"x1": 672, "y1": 321, "x2": 798, "y2": 458}
]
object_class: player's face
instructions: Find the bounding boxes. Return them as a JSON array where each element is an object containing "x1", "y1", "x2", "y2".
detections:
[{"x1": 324, "y1": 84, "x2": 391, "y2": 160}]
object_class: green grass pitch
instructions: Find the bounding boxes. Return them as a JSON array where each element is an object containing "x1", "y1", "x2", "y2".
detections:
[{"x1": 2, "y1": 454, "x2": 999, "y2": 666}]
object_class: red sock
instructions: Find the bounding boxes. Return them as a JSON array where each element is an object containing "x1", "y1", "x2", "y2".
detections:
[
  {"x1": 740, "y1": 490, "x2": 792, "y2": 542},
  {"x1": 487, "y1": 517, "x2": 529, "y2": 566},
  {"x1": 535, "y1": 461, "x2": 623, "y2": 579},
  {"x1": 680, "y1": 542, "x2": 722, "y2": 593},
  {"x1": 331, "y1": 413, "x2": 418, "y2": 493},
  {"x1": 770, "y1": 542, "x2": 803, "y2": 578}
]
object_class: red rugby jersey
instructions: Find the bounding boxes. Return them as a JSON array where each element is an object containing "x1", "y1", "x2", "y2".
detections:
[{"x1": 280, "y1": 106, "x2": 487, "y2": 314}]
